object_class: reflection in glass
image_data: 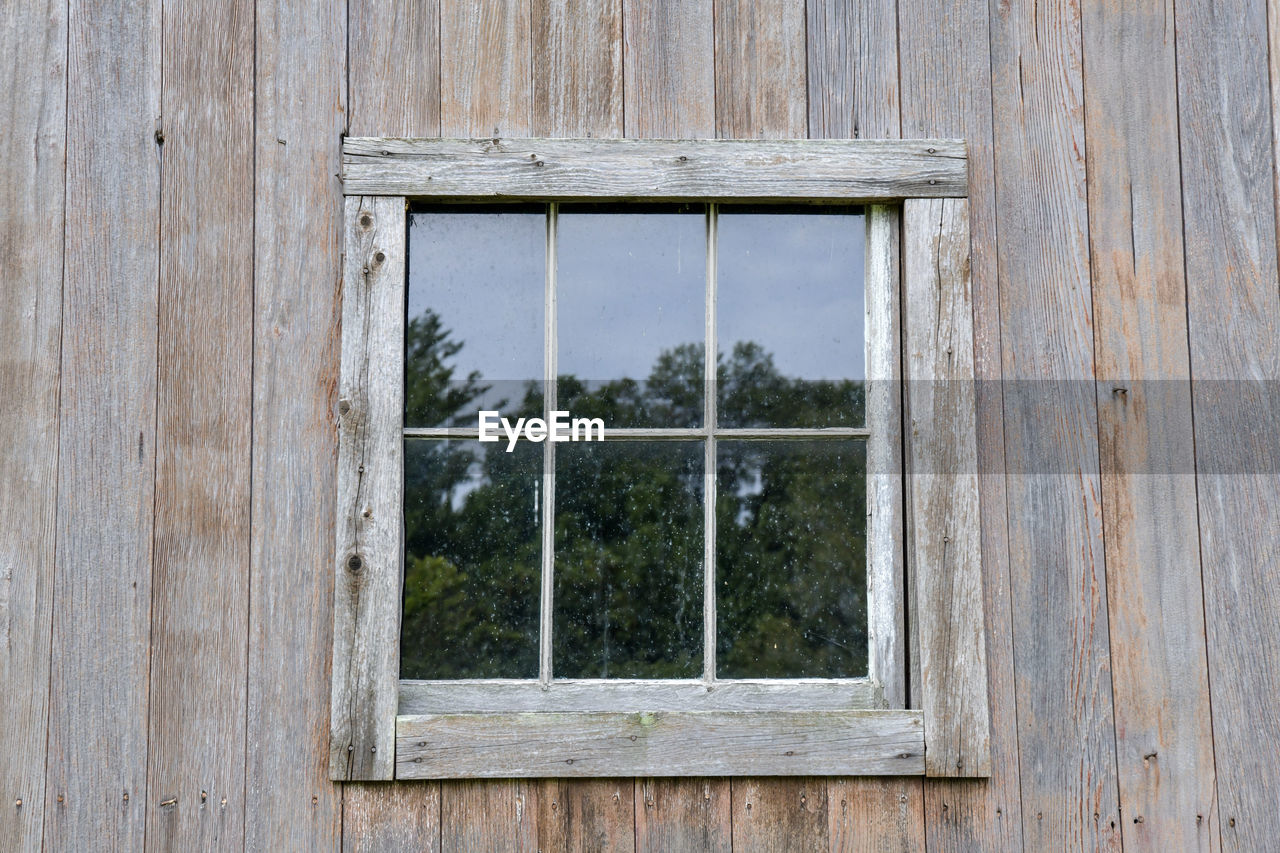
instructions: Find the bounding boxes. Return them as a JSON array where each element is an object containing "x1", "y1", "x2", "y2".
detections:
[
  {"x1": 554, "y1": 441, "x2": 704, "y2": 678},
  {"x1": 717, "y1": 207, "x2": 866, "y2": 428},
  {"x1": 557, "y1": 205, "x2": 706, "y2": 428},
  {"x1": 406, "y1": 207, "x2": 545, "y2": 428},
  {"x1": 716, "y1": 440, "x2": 868, "y2": 678},
  {"x1": 401, "y1": 439, "x2": 541, "y2": 678}
]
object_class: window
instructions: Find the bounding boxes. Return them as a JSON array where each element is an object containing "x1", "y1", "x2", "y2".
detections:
[{"x1": 330, "y1": 138, "x2": 989, "y2": 782}]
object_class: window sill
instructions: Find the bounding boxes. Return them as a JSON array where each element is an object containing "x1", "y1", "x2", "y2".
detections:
[{"x1": 395, "y1": 709, "x2": 924, "y2": 779}]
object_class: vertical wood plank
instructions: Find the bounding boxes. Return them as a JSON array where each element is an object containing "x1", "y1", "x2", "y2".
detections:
[
  {"x1": 1178, "y1": 0, "x2": 1280, "y2": 848},
  {"x1": 622, "y1": 0, "x2": 714, "y2": 138},
  {"x1": 0, "y1": 0, "x2": 65, "y2": 848},
  {"x1": 805, "y1": 0, "x2": 898, "y2": 140},
  {"x1": 635, "y1": 779, "x2": 731, "y2": 853},
  {"x1": 731, "y1": 778, "x2": 828, "y2": 852},
  {"x1": 532, "y1": 779, "x2": 635, "y2": 852},
  {"x1": 44, "y1": 0, "x2": 161, "y2": 847},
  {"x1": 441, "y1": 780, "x2": 538, "y2": 852},
  {"x1": 1081, "y1": 0, "x2": 1219, "y2": 848},
  {"x1": 349, "y1": 0, "x2": 440, "y2": 137},
  {"x1": 440, "y1": 0, "x2": 530, "y2": 137},
  {"x1": 532, "y1": 0, "x2": 623, "y2": 137},
  {"x1": 807, "y1": 6, "x2": 929, "y2": 850},
  {"x1": 246, "y1": 0, "x2": 345, "y2": 846},
  {"x1": 623, "y1": 5, "x2": 729, "y2": 848},
  {"x1": 145, "y1": 0, "x2": 255, "y2": 846},
  {"x1": 714, "y1": 0, "x2": 807, "y2": 139},
  {"x1": 827, "y1": 778, "x2": 925, "y2": 853},
  {"x1": 330, "y1": 197, "x2": 405, "y2": 781},
  {"x1": 903, "y1": 198, "x2": 991, "y2": 778},
  {"x1": 987, "y1": 0, "x2": 1122, "y2": 847},
  {"x1": 898, "y1": 0, "x2": 1023, "y2": 842},
  {"x1": 343, "y1": 783, "x2": 442, "y2": 852}
]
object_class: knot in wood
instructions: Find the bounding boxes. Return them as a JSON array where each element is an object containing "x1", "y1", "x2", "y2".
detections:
[{"x1": 347, "y1": 554, "x2": 363, "y2": 573}]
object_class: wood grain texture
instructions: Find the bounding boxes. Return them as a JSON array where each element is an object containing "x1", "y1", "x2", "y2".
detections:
[
  {"x1": 1177, "y1": 0, "x2": 1280, "y2": 848},
  {"x1": 440, "y1": 780, "x2": 538, "y2": 852},
  {"x1": 342, "y1": 137, "x2": 968, "y2": 200},
  {"x1": 714, "y1": 0, "x2": 806, "y2": 138},
  {"x1": 330, "y1": 197, "x2": 405, "y2": 781},
  {"x1": 349, "y1": 0, "x2": 440, "y2": 136},
  {"x1": 145, "y1": 0, "x2": 255, "y2": 846},
  {"x1": 343, "y1": 782, "x2": 441, "y2": 852},
  {"x1": 1082, "y1": 0, "x2": 1218, "y2": 848},
  {"x1": 440, "y1": 0, "x2": 531, "y2": 136},
  {"x1": 805, "y1": 0, "x2": 898, "y2": 140},
  {"x1": 731, "y1": 778, "x2": 828, "y2": 852},
  {"x1": 827, "y1": 778, "x2": 926, "y2": 853},
  {"x1": 635, "y1": 778, "x2": 731, "y2": 853},
  {"x1": 43, "y1": 0, "x2": 160, "y2": 847},
  {"x1": 987, "y1": 0, "x2": 1121, "y2": 847},
  {"x1": 401, "y1": 679, "x2": 881, "y2": 713},
  {"x1": 398, "y1": 711, "x2": 925, "y2": 778},
  {"x1": 864, "y1": 207, "x2": 906, "y2": 711},
  {"x1": 246, "y1": 0, "x2": 345, "y2": 846},
  {"x1": 532, "y1": 0, "x2": 623, "y2": 137},
  {"x1": 898, "y1": 0, "x2": 1024, "y2": 841},
  {"x1": 622, "y1": 0, "x2": 714, "y2": 137},
  {"x1": 0, "y1": 0, "x2": 65, "y2": 848},
  {"x1": 530, "y1": 779, "x2": 636, "y2": 851},
  {"x1": 903, "y1": 198, "x2": 991, "y2": 778}
]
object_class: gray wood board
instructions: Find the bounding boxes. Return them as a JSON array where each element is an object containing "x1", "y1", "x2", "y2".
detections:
[
  {"x1": 440, "y1": 0, "x2": 530, "y2": 137},
  {"x1": 400, "y1": 680, "x2": 883, "y2": 714},
  {"x1": 43, "y1": 0, "x2": 160, "y2": 847},
  {"x1": 246, "y1": 0, "x2": 346, "y2": 847},
  {"x1": 145, "y1": 0, "x2": 255, "y2": 846},
  {"x1": 330, "y1": 196, "x2": 405, "y2": 781},
  {"x1": 987, "y1": 0, "x2": 1123, "y2": 847},
  {"x1": 623, "y1": 0, "x2": 714, "y2": 138},
  {"x1": 1082, "y1": 0, "x2": 1219, "y2": 848},
  {"x1": 0, "y1": 0, "x2": 65, "y2": 848},
  {"x1": 903, "y1": 198, "x2": 991, "y2": 777},
  {"x1": 1178, "y1": 0, "x2": 1280, "y2": 847},
  {"x1": 350, "y1": 0, "x2": 440, "y2": 137},
  {"x1": 532, "y1": 0, "x2": 622, "y2": 137},
  {"x1": 343, "y1": 782, "x2": 442, "y2": 852},
  {"x1": 714, "y1": 0, "x2": 806, "y2": 139},
  {"x1": 342, "y1": 137, "x2": 968, "y2": 200},
  {"x1": 398, "y1": 711, "x2": 925, "y2": 778}
]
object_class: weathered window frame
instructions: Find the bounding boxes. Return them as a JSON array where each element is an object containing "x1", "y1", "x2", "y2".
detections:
[{"x1": 329, "y1": 138, "x2": 989, "y2": 782}]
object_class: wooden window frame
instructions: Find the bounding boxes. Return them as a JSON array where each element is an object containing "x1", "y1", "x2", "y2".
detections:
[{"x1": 329, "y1": 138, "x2": 989, "y2": 782}]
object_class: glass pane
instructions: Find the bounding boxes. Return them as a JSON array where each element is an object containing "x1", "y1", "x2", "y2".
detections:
[
  {"x1": 406, "y1": 206, "x2": 545, "y2": 428},
  {"x1": 401, "y1": 438, "x2": 541, "y2": 678},
  {"x1": 716, "y1": 439, "x2": 868, "y2": 678},
  {"x1": 717, "y1": 207, "x2": 866, "y2": 428},
  {"x1": 554, "y1": 441, "x2": 704, "y2": 678},
  {"x1": 557, "y1": 205, "x2": 706, "y2": 428}
]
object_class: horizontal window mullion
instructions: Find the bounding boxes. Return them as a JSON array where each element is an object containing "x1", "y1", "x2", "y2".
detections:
[{"x1": 402, "y1": 427, "x2": 872, "y2": 440}]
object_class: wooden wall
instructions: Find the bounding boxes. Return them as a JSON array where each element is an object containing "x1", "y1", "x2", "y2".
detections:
[{"x1": 2, "y1": 0, "x2": 1278, "y2": 849}]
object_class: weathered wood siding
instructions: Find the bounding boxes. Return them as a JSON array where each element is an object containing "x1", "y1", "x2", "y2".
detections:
[{"x1": 2, "y1": 0, "x2": 1276, "y2": 848}]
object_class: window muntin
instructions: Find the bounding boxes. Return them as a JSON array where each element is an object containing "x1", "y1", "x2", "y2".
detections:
[{"x1": 400, "y1": 203, "x2": 877, "y2": 689}]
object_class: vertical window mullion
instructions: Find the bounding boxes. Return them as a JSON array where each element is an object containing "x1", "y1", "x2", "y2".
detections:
[
  {"x1": 703, "y1": 204, "x2": 718, "y2": 682},
  {"x1": 539, "y1": 203, "x2": 558, "y2": 686}
]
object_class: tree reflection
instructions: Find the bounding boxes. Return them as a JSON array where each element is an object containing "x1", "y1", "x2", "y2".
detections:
[{"x1": 400, "y1": 311, "x2": 868, "y2": 680}]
